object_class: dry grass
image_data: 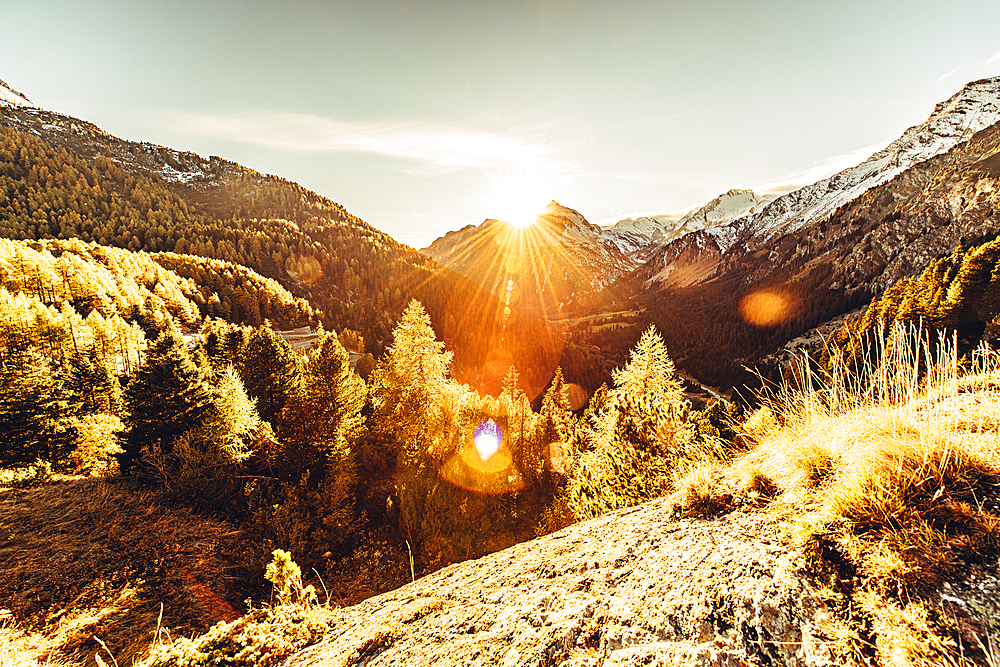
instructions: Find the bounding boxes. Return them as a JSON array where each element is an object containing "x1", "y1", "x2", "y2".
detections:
[
  {"x1": 719, "y1": 324, "x2": 1000, "y2": 665},
  {"x1": 140, "y1": 603, "x2": 335, "y2": 667},
  {"x1": 0, "y1": 478, "x2": 244, "y2": 666},
  {"x1": 0, "y1": 616, "x2": 77, "y2": 667}
]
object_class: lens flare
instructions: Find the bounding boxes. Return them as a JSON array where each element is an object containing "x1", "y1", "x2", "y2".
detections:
[
  {"x1": 739, "y1": 291, "x2": 792, "y2": 326},
  {"x1": 473, "y1": 420, "x2": 502, "y2": 461},
  {"x1": 285, "y1": 254, "x2": 323, "y2": 285},
  {"x1": 440, "y1": 419, "x2": 526, "y2": 494},
  {"x1": 564, "y1": 383, "x2": 589, "y2": 410}
]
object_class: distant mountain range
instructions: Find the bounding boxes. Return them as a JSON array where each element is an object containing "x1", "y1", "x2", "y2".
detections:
[
  {"x1": 424, "y1": 76, "x2": 1000, "y2": 388},
  {"x1": 3, "y1": 72, "x2": 1000, "y2": 393},
  {"x1": 601, "y1": 189, "x2": 776, "y2": 254}
]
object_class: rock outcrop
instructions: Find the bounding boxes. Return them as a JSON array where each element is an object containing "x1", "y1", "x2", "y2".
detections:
[{"x1": 283, "y1": 500, "x2": 844, "y2": 667}]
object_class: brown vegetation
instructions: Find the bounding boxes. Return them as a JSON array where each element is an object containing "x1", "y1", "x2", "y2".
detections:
[{"x1": 0, "y1": 478, "x2": 243, "y2": 665}]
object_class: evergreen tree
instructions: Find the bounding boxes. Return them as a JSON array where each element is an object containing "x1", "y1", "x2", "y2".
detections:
[
  {"x1": 568, "y1": 326, "x2": 692, "y2": 520},
  {"x1": 66, "y1": 345, "x2": 121, "y2": 415},
  {"x1": 367, "y1": 300, "x2": 455, "y2": 473},
  {"x1": 275, "y1": 332, "x2": 366, "y2": 482},
  {"x1": 237, "y1": 327, "x2": 302, "y2": 426},
  {"x1": 537, "y1": 367, "x2": 574, "y2": 477},
  {"x1": 120, "y1": 330, "x2": 213, "y2": 475},
  {"x1": 0, "y1": 350, "x2": 80, "y2": 467}
]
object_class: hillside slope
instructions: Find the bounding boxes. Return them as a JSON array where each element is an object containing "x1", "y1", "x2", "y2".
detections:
[
  {"x1": 631, "y1": 78, "x2": 1000, "y2": 387},
  {"x1": 0, "y1": 84, "x2": 559, "y2": 395}
]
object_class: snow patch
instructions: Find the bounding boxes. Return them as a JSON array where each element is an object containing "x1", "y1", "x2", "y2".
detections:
[{"x1": 0, "y1": 79, "x2": 36, "y2": 108}]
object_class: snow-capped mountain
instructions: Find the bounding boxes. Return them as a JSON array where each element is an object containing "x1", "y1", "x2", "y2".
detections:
[
  {"x1": 642, "y1": 76, "x2": 1000, "y2": 287},
  {"x1": 0, "y1": 79, "x2": 35, "y2": 108},
  {"x1": 730, "y1": 78, "x2": 1000, "y2": 253},
  {"x1": 603, "y1": 189, "x2": 774, "y2": 254},
  {"x1": 630, "y1": 75, "x2": 1000, "y2": 389},
  {"x1": 601, "y1": 212, "x2": 684, "y2": 253},
  {"x1": 423, "y1": 201, "x2": 637, "y2": 315}
]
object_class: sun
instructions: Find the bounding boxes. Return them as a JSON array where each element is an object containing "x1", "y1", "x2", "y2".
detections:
[{"x1": 485, "y1": 172, "x2": 556, "y2": 229}]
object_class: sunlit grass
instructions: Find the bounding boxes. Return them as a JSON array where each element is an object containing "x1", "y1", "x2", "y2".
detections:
[{"x1": 727, "y1": 323, "x2": 1000, "y2": 665}]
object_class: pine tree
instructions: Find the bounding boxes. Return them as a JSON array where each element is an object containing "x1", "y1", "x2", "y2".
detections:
[
  {"x1": 0, "y1": 349, "x2": 80, "y2": 467},
  {"x1": 120, "y1": 330, "x2": 213, "y2": 475},
  {"x1": 66, "y1": 345, "x2": 121, "y2": 415},
  {"x1": 568, "y1": 325, "x2": 692, "y2": 520},
  {"x1": 276, "y1": 332, "x2": 366, "y2": 482},
  {"x1": 537, "y1": 367, "x2": 573, "y2": 476},
  {"x1": 237, "y1": 327, "x2": 302, "y2": 426},
  {"x1": 367, "y1": 300, "x2": 455, "y2": 473}
]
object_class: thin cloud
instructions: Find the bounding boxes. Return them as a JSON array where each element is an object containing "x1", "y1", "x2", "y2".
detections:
[
  {"x1": 936, "y1": 69, "x2": 957, "y2": 83},
  {"x1": 988, "y1": 51, "x2": 1000, "y2": 65},
  {"x1": 151, "y1": 108, "x2": 568, "y2": 174},
  {"x1": 755, "y1": 137, "x2": 895, "y2": 195}
]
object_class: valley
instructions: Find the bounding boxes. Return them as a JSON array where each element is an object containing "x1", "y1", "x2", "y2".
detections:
[{"x1": 2, "y1": 65, "x2": 1000, "y2": 667}]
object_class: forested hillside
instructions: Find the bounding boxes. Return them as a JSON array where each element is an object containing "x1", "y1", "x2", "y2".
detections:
[
  {"x1": 634, "y1": 116, "x2": 1000, "y2": 389},
  {"x1": 0, "y1": 111, "x2": 560, "y2": 397},
  {"x1": 822, "y1": 234, "x2": 1000, "y2": 370}
]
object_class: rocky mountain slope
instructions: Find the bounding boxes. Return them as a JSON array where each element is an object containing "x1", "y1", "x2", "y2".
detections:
[
  {"x1": 284, "y1": 500, "x2": 832, "y2": 667},
  {"x1": 622, "y1": 77, "x2": 1000, "y2": 387},
  {"x1": 423, "y1": 201, "x2": 637, "y2": 316},
  {"x1": 280, "y1": 496, "x2": 998, "y2": 667},
  {"x1": 642, "y1": 77, "x2": 1000, "y2": 290},
  {"x1": 603, "y1": 189, "x2": 774, "y2": 255},
  {"x1": 0, "y1": 79, "x2": 34, "y2": 108}
]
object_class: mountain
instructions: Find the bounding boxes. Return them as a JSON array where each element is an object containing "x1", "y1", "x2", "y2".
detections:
[
  {"x1": 632, "y1": 76, "x2": 1000, "y2": 387},
  {"x1": 600, "y1": 212, "x2": 684, "y2": 253},
  {"x1": 603, "y1": 188, "x2": 775, "y2": 254},
  {"x1": 0, "y1": 79, "x2": 34, "y2": 108},
  {"x1": 0, "y1": 78, "x2": 561, "y2": 395},
  {"x1": 643, "y1": 77, "x2": 1000, "y2": 289},
  {"x1": 423, "y1": 201, "x2": 637, "y2": 317}
]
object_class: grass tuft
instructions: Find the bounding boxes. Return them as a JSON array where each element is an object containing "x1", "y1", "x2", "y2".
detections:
[{"x1": 731, "y1": 323, "x2": 1000, "y2": 664}]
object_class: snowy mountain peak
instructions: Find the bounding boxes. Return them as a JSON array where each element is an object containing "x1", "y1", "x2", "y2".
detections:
[
  {"x1": 734, "y1": 75, "x2": 1000, "y2": 249},
  {"x1": 0, "y1": 79, "x2": 36, "y2": 108},
  {"x1": 602, "y1": 188, "x2": 774, "y2": 254},
  {"x1": 675, "y1": 188, "x2": 775, "y2": 229}
]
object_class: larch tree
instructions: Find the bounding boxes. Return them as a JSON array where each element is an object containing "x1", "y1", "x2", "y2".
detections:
[
  {"x1": 568, "y1": 325, "x2": 692, "y2": 520},
  {"x1": 0, "y1": 349, "x2": 80, "y2": 467},
  {"x1": 120, "y1": 330, "x2": 214, "y2": 475}
]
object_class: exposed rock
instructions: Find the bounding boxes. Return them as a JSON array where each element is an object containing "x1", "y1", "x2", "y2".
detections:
[
  {"x1": 283, "y1": 500, "x2": 846, "y2": 667},
  {"x1": 603, "y1": 189, "x2": 774, "y2": 256}
]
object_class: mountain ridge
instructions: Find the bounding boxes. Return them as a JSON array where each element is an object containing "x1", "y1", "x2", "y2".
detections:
[
  {"x1": 423, "y1": 201, "x2": 636, "y2": 316},
  {"x1": 0, "y1": 80, "x2": 561, "y2": 396}
]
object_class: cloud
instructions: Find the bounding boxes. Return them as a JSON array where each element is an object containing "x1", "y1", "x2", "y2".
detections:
[
  {"x1": 151, "y1": 108, "x2": 567, "y2": 174},
  {"x1": 988, "y1": 51, "x2": 1000, "y2": 65},
  {"x1": 754, "y1": 137, "x2": 895, "y2": 195},
  {"x1": 936, "y1": 69, "x2": 957, "y2": 83}
]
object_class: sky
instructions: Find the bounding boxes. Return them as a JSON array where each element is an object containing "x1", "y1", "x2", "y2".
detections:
[{"x1": 1, "y1": 0, "x2": 999, "y2": 249}]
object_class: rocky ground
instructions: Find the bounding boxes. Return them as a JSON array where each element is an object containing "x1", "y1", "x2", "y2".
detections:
[{"x1": 283, "y1": 499, "x2": 848, "y2": 667}]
